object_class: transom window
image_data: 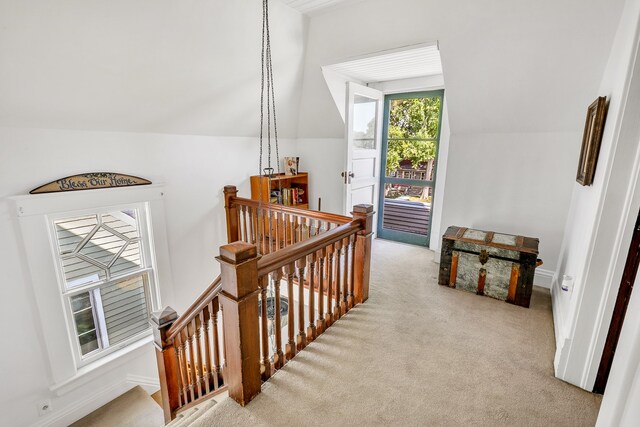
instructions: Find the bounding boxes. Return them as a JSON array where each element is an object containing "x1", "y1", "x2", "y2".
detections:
[{"x1": 52, "y1": 206, "x2": 156, "y2": 363}]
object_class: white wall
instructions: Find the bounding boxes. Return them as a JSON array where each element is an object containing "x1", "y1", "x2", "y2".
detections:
[
  {"x1": 0, "y1": 0, "x2": 307, "y2": 138},
  {"x1": 553, "y1": 0, "x2": 640, "y2": 391},
  {"x1": 0, "y1": 128, "x2": 296, "y2": 426},
  {"x1": 295, "y1": 138, "x2": 346, "y2": 214}
]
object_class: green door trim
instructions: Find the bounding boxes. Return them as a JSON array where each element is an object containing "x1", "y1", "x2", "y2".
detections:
[{"x1": 376, "y1": 89, "x2": 445, "y2": 247}]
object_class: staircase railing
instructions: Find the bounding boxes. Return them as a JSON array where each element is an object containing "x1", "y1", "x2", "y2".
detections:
[{"x1": 153, "y1": 185, "x2": 373, "y2": 422}]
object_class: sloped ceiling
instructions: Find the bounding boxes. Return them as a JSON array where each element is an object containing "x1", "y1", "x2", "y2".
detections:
[
  {"x1": 279, "y1": 0, "x2": 364, "y2": 15},
  {"x1": 0, "y1": 0, "x2": 307, "y2": 138},
  {"x1": 296, "y1": 0, "x2": 626, "y2": 137}
]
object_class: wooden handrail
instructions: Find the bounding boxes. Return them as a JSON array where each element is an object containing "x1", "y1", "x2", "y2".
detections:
[
  {"x1": 166, "y1": 275, "x2": 222, "y2": 341},
  {"x1": 257, "y1": 220, "x2": 362, "y2": 277},
  {"x1": 231, "y1": 196, "x2": 352, "y2": 225}
]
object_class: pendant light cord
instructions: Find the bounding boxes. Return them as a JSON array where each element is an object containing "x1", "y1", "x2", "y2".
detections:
[{"x1": 258, "y1": 0, "x2": 283, "y2": 258}]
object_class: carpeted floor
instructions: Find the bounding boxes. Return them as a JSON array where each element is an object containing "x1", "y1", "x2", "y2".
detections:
[{"x1": 191, "y1": 238, "x2": 601, "y2": 427}]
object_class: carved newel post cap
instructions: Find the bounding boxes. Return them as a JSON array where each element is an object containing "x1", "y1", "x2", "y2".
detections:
[
  {"x1": 151, "y1": 306, "x2": 178, "y2": 328},
  {"x1": 223, "y1": 185, "x2": 238, "y2": 193},
  {"x1": 219, "y1": 241, "x2": 258, "y2": 264},
  {"x1": 353, "y1": 204, "x2": 374, "y2": 214}
]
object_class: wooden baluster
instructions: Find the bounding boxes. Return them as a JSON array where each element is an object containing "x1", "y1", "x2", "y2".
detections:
[
  {"x1": 316, "y1": 248, "x2": 326, "y2": 334},
  {"x1": 242, "y1": 206, "x2": 249, "y2": 242},
  {"x1": 249, "y1": 206, "x2": 256, "y2": 245},
  {"x1": 259, "y1": 276, "x2": 271, "y2": 381},
  {"x1": 201, "y1": 308, "x2": 212, "y2": 394},
  {"x1": 187, "y1": 321, "x2": 202, "y2": 399},
  {"x1": 194, "y1": 315, "x2": 208, "y2": 395},
  {"x1": 218, "y1": 302, "x2": 226, "y2": 376},
  {"x1": 272, "y1": 269, "x2": 284, "y2": 370},
  {"x1": 334, "y1": 239, "x2": 343, "y2": 320},
  {"x1": 307, "y1": 251, "x2": 317, "y2": 342},
  {"x1": 176, "y1": 332, "x2": 190, "y2": 404},
  {"x1": 224, "y1": 186, "x2": 239, "y2": 243},
  {"x1": 173, "y1": 336, "x2": 185, "y2": 407},
  {"x1": 181, "y1": 329, "x2": 196, "y2": 402},
  {"x1": 151, "y1": 307, "x2": 180, "y2": 423},
  {"x1": 217, "y1": 241, "x2": 261, "y2": 406},
  {"x1": 296, "y1": 256, "x2": 307, "y2": 350},
  {"x1": 353, "y1": 204, "x2": 374, "y2": 304},
  {"x1": 342, "y1": 237, "x2": 349, "y2": 315},
  {"x1": 282, "y1": 214, "x2": 291, "y2": 248},
  {"x1": 348, "y1": 234, "x2": 356, "y2": 309},
  {"x1": 211, "y1": 299, "x2": 221, "y2": 390},
  {"x1": 237, "y1": 205, "x2": 243, "y2": 242},
  {"x1": 275, "y1": 211, "x2": 281, "y2": 251},
  {"x1": 297, "y1": 216, "x2": 303, "y2": 242},
  {"x1": 285, "y1": 262, "x2": 296, "y2": 361},
  {"x1": 267, "y1": 209, "x2": 273, "y2": 254},
  {"x1": 325, "y1": 244, "x2": 334, "y2": 327}
]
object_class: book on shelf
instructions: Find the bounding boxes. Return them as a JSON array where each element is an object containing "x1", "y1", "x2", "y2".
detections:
[{"x1": 270, "y1": 187, "x2": 304, "y2": 206}]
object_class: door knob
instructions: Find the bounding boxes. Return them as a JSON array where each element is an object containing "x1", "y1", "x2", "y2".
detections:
[{"x1": 341, "y1": 171, "x2": 355, "y2": 184}]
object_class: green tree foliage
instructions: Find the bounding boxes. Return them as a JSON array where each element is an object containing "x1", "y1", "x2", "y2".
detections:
[{"x1": 386, "y1": 97, "x2": 441, "y2": 173}]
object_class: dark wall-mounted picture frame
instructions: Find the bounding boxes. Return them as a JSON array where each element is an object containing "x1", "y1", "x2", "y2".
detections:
[{"x1": 576, "y1": 96, "x2": 608, "y2": 186}]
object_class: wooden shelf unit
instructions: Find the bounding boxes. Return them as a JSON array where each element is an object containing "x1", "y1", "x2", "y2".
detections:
[{"x1": 250, "y1": 172, "x2": 309, "y2": 209}]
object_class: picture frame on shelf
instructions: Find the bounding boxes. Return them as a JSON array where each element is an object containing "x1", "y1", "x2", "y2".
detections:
[
  {"x1": 576, "y1": 96, "x2": 608, "y2": 186},
  {"x1": 284, "y1": 157, "x2": 299, "y2": 176}
]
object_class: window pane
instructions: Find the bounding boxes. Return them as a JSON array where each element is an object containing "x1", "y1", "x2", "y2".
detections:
[
  {"x1": 79, "y1": 226, "x2": 126, "y2": 266},
  {"x1": 74, "y1": 308, "x2": 96, "y2": 335},
  {"x1": 385, "y1": 140, "x2": 437, "y2": 180},
  {"x1": 62, "y1": 257, "x2": 106, "y2": 287},
  {"x1": 70, "y1": 292, "x2": 91, "y2": 312},
  {"x1": 70, "y1": 292, "x2": 100, "y2": 356},
  {"x1": 110, "y1": 241, "x2": 142, "y2": 277},
  {"x1": 78, "y1": 330, "x2": 99, "y2": 355},
  {"x1": 100, "y1": 274, "x2": 150, "y2": 346},
  {"x1": 55, "y1": 215, "x2": 98, "y2": 255},
  {"x1": 102, "y1": 212, "x2": 139, "y2": 240},
  {"x1": 387, "y1": 97, "x2": 441, "y2": 139},
  {"x1": 352, "y1": 95, "x2": 377, "y2": 149},
  {"x1": 55, "y1": 210, "x2": 143, "y2": 288}
]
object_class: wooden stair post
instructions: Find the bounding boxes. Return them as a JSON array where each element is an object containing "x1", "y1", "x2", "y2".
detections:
[
  {"x1": 353, "y1": 204, "x2": 374, "y2": 304},
  {"x1": 151, "y1": 307, "x2": 180, "y2": 423},
  {"x1": 224, "y1": 185, "x2": 240, "y2": 243},
  {"x1": 216, "y1": 241, "x2": 262, "y2": 406}
]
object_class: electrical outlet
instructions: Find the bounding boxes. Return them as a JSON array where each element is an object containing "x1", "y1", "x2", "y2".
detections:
[{"x1": 37, "y1": 400, "x2": 52, "y2": 416}]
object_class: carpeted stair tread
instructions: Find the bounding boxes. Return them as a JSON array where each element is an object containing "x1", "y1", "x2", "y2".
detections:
[{"x1": 70, "y1": 386, "x2": 163, "y2": 427}]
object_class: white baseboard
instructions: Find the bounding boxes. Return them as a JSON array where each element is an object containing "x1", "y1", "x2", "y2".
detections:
[
  {"x1": 534, "y1": 268, "x2": 555, "y2": 289},
  {"x1": 32, "y1": 375, "x2": 160, "y2": 427}
]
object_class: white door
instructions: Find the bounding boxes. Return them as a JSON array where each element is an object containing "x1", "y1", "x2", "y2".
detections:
[{"x1": 344, "y1": 82, "x2": 383, "y2": 226}]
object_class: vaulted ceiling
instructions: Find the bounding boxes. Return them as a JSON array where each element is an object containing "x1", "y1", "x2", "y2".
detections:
[
  {"x1": 0, "y1": 0, "x2": 627, "y2": 139},
  {"x1": 279, "y1": 0, "x2": 363, "y2": 15}
]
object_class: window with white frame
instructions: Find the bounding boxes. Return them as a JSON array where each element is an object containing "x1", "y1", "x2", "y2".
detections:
[{"x1": 51, "y1": 205, "x2": 156, "y2": 364}]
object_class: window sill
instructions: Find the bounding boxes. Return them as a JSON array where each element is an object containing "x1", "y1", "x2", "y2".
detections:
[{"x1": 50, "y1": 333, "x2": 154, "y2": 396}]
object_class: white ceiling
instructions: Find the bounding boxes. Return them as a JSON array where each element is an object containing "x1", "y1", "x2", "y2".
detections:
[
  {"x1": 325, "y1": 44, "x2": 442, "y2": 83},
  {"x1": 279, "y1": 0, "x2": 360, "y2": 15}
]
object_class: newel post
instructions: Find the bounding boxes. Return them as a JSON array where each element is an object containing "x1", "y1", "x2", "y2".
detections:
[
  {"x1": 353, "y1": 204, "x2": 374, "y2": 304},
  {"x1": 224, "y1": 185, "x2": 240, "y2": 243},
  {"x1": 216, "y1": 241, "x2": 262, "y2": 406},
  {"x1": 151, "y1": 307, "x2": 180, "y2": 423}
]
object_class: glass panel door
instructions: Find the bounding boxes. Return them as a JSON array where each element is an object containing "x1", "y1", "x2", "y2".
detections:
[{"x1": 377, "y1": 90, "x2": 444, "y2": 246}]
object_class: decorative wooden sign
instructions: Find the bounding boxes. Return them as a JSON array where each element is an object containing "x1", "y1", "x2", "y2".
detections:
[{"x1": 30, "y1": 173, "x2": 152, "y2": 194}]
